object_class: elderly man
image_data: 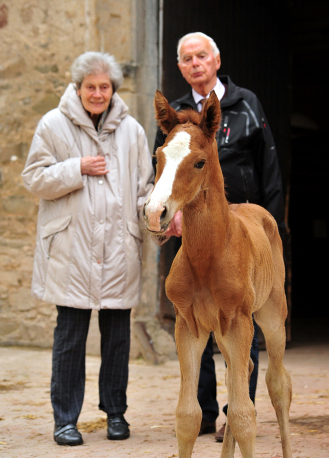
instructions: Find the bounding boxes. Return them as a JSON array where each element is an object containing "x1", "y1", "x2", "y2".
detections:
[{"x1": 154, "y1": 32, "x2": 286, "y2": 442}]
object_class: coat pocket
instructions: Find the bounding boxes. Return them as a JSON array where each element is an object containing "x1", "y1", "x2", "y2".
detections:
[
  {"x1": 41, "y1": 215, "x2": 72, "y2": 259},
  {"x1": 127, "y1": 220, "x2": 143, "y2": 262},
  {"x1": 126, "y1": 220, "x2": 143, "y2": 242}
]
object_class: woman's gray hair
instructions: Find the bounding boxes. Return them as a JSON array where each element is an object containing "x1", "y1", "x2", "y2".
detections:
[
  {"x1": 177, "y1": 32, "x2": 220, "y2": 62},
  {"x1": 71, "y1": 51, "x2": 123, "y2": 92}
]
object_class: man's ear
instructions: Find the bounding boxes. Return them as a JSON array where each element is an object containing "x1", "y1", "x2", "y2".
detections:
[{"x1": 216, "y1": 54, "x2": 221, "y2": 71}]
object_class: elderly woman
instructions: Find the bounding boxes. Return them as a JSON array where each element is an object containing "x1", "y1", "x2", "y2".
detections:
[{"x1": 22, "y1": 52, "x2": 154, "y2": 446}]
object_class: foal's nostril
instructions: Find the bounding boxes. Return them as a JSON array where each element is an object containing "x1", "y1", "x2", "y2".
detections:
[
  {"x1": 160, "y1": 206, "x2": 167, "y2": 222},
  {"x1": 142, "y1": 204, "x2": 146, "y2": 219}
]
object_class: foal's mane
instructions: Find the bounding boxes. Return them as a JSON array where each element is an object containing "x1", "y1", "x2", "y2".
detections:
[{"x1": 177, "y1": 109, "x2": 201, "y2": 126}]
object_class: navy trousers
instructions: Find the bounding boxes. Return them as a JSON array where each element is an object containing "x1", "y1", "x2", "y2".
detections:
[
  {"x1": 198, "y1": 320, "x2": 259, "y2": 423},
  {"x1": 51, "y1": 305, "x2": 131, "y2": 426}
]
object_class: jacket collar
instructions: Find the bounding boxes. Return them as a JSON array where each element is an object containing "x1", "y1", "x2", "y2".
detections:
[{"x1": 173, "y1": 75, "x2": 243, "y2": 110}]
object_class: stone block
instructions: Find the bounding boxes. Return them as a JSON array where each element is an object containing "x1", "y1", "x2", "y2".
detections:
[
  {"x1": 26, "y1": 323, "x2": 47, "y2": 342},
  {"x1": 1, "y1": 195, "x2": 37, "y2": 216},
  {"x1": 37, "y1": 303, "x2": 53, "y2": 316},
  {"x1": 0, "y1": 254, "x2": 20, "y2": 269},
  {"x1": 0, "y1": 55, "x2": 26, "y2": 79},
  {"x1": 0, "y1": 284, "x2": 9, "y2": 297},
  {"x1": 10, "y1": 287, "x2": 35, "y2": 311},
  {"x1": 0, "y1": 318, "x2": 19, "y2": 339},
  {"x1": 0, "y1": 143, "x2": 29, "y2": 164},
  {"x1": 130, "y1": 329, "x2": 142, "y2": 360},
  {"x1": 25, "y1": 309, "x2": 37, "y2": 319},
  {"x1": 145, "y1": 317, "x2": 177, "y2": 361},
  {"x1": 133, "y1": 317, "x2": 177, "y2": 363},
  {"x1": 0, "y1": 237, "x2": 32, "y2": 249},
  {"x1": 32, "y1": 93, "x2": 60, "y2": 115},
  {"x1": 1, "y1": 270, "x2": 22, "y2": 287},
  {"x1": 34, "y1": 64, "x2": 59, "y2": 74}
]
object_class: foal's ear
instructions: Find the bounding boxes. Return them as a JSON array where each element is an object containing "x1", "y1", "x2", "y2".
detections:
[
  {"x1": 154, "y1": 90, "x2": 180, "y2": 134},
  {"x1": 199, "y1": 90, "x2": 221, "y2": 139}
]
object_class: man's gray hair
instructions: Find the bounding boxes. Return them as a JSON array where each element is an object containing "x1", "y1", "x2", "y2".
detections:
[
  {"x1": 71, "y1": 51, "x2": 123, "y2": 92},
  {"x1": 177, "y1": 32, "x2": 220, "y2": 62}
]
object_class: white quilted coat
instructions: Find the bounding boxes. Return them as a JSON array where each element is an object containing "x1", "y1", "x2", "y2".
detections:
[{"x1": 22, "y1": 84, "x2": 154, "y2": 310}]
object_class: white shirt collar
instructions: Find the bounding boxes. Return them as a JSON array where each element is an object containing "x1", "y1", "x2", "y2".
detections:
[{"x1": 192, "y1": 78, "x2": 225, "y2": 112}]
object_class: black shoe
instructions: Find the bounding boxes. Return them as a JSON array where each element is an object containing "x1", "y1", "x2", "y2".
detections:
[
  {"x1": 199, "y1": 418, "x2": 216, "y2": 436},
  {"x1": 215, "y1": 422, "x2": 226, "y2": 442},
  {"x1": 54, "y1": 424, "x2": 83, "y2": 446},
  {"x1": 107, "y1": 414, "x2": 130, "y2": 440}
]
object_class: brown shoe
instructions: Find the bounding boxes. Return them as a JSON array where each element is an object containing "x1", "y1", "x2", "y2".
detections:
[
  {"x1": 199, "y1": 418, "x2": 216, "y2": 436},
  {"x1": 215, "y1": 423, "x2": 226, "y2": 442}
]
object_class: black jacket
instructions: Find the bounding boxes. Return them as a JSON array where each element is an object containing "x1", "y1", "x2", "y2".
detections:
[{"x1": 154, "y1": 75, "x2": 285, "y2": 230}]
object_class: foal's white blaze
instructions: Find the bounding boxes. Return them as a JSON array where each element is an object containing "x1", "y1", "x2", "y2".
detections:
[{"x1": 148, "y1": 131, "x2": 191, "y2": 212}]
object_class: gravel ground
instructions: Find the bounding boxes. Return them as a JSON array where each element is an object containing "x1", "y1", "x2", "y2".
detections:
[{"x1": 0, "y1": 341, "x2": 328, "y2": 458}]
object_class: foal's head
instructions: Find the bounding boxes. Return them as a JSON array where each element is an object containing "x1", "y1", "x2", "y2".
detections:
[{"x1": 144, "y1": 90, "x2": 221, "y2": 234}]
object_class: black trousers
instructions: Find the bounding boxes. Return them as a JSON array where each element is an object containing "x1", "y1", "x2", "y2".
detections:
[
  {"x1": 51, "y1": 305, "x2": 131, "y2": 426},
  {"x1": 198, "y1": 320, "x2": 259, "y2": 423}
]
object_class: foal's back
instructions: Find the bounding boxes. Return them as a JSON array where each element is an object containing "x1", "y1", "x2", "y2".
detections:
[{"x1": 228, "y1": 202, "x2": 285, "y2": 309}]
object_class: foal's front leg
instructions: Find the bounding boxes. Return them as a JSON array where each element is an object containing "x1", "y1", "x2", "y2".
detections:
[
  {"x1": 175, "y1": 312, "x2": 208, "y2": 458},
  {"x1": 220, "y1": 314, "x2": 256, "y2": 458}
]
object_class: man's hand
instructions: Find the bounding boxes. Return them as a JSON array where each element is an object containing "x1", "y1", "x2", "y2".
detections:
[
  {"x1": 81, "y1": 155, "x2": 109, "y2": 176},
  {"x1": 164, "y1": 210, "x2": 182, "y2": 237}
]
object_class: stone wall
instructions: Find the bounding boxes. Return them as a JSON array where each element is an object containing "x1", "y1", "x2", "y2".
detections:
[{"x1": 0, "y1": 0, "x2": 176, "y2": 360}]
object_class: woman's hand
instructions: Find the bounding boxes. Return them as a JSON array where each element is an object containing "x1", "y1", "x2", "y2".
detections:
[
  {"x1": 81, "y1": 155, "x2": 109, "y2": 176},
  {"x1": 164, "y1": 210, "x2": 182, "y2": 237}
]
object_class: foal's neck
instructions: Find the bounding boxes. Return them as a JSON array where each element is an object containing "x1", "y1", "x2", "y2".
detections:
[{"x1": 182, "y1": 158, "x2": 230, "y2": 260}]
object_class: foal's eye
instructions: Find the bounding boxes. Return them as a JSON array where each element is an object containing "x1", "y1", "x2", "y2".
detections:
[{"x1": 194, "y1": 161, "x2": 205, "y2": 169}]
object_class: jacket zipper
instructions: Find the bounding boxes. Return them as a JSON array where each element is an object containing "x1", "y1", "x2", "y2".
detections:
[
  {"x1": 221, "y1": 116, "x2": 229, "y2": 145},
  {"x1": 241, "y1": 168, "x2": 250, "y2": 203}
]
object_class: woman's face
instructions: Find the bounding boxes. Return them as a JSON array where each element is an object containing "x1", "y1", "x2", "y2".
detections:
[{"x1": 77, "y1": 73, "x2": 113, "y2": 115}]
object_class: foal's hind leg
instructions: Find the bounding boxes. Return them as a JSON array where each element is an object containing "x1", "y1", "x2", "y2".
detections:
[
  {"x1": 254, "y1": 294, "x2": 292, "y2": 458},
  {"x1": 174, "y1": 313, "x2": 209, "y2": 458}
]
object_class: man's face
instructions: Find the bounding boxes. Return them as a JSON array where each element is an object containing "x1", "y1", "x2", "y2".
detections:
[{"x1": 178, "y1": 36, "x2": 221, "y2": 91}]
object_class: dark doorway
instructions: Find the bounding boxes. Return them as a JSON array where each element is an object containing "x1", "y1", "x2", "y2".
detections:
[
  {"x1": 289, "y1": 1, "x2": 329, "y2": 342},
  {"x1": 156, "y1": 1, "x2": 329, "y2": 343}
]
